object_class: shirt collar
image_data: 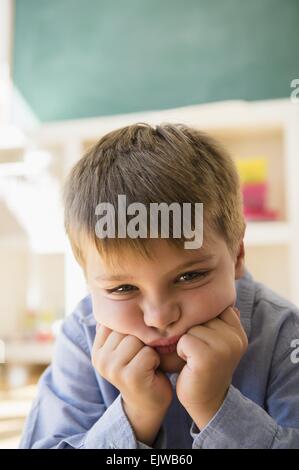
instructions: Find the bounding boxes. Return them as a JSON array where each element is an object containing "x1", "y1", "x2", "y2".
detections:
[{"x1": 235, "y1": 267, "x2": 255, "y2": 339}]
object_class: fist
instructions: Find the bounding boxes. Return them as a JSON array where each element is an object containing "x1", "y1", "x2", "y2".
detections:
[
  {"x1": 92, "y1": 324, "x2": 173, "y2": 413},
  {"x1": 175, "y1": 306, "x2": 248, "y2": 429}
]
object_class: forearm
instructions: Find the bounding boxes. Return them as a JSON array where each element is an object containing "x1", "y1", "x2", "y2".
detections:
[
  {"x1": 122, "y1": 399, "x2": 167, "y2": 447},
  {"x1": 190, "y1": 385, "x2": 299, "y2": 449},
  {"x1": 187, "y1": 389, "x2": 229, "y2": 430}
]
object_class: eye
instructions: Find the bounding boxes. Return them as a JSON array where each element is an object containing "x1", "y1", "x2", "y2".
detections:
[
  {"x1": 176, "y1": 271, "x2": 209, "y2": 283},
  {"x1": 105, "y1": 284, "x2": 138, "y2": 295},
  {"x1": 104, "y1": 271, "x2": 210, "y2": 295}
]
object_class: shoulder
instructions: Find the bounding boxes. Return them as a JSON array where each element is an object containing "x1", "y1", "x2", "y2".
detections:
[
  {"x1": 245, "y1": 271, "x2": 299, "y2": 344},
  {"x1": 237, "y1": 269, "x2": 299, "y2": 342},
  {"x1": 254, "y1": 280, "x2": 299, "y2": 324},
  {"x1": 236, "y1": 270, "x2": 299, "y2": 379},
  {"x1": 70, "y1": 294, "x2": 95, "y2": 326},
  {"x1": 254, "y1": 279, "x2": 298, "y2": 311},
  {"x1": 57, "y1": 295, "x2": 95, "y2": 356}
]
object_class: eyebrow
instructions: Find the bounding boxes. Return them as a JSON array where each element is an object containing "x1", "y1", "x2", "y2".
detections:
[{"x1": 95, "y1": 254, "x2": 216, "y2": 282}]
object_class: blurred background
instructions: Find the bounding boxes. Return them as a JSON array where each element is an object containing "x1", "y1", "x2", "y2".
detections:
[{"x1": 0, "y1": 0, "x2": 299, "y2": 448}]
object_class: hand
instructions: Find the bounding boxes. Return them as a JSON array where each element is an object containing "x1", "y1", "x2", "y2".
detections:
[
  {"x1": 175, "y1": 306, "x2": 248, "y2": 430},
  {"x1": 91, "y1": 324, "x2": 173, "y2": 445}
]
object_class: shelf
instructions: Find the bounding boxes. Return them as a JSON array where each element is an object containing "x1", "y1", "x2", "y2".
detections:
[
  {"x1": 244, "y1": 221, "x2": 291, "y2": 246},
  {"x1": 0, "y1": 235, "x2": 66, "y2": 254},
  {"x1": 32, "y1": 98, "x2": 291, "y2": 145},
  {"x1": 4, "y1": 340, "x2": 54, "y2": 365}
]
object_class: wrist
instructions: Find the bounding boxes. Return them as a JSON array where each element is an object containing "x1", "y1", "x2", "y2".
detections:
[
  {"x1": 122, "y1": 395, "x2": 170, "y2": 417},
  {"x1": 186, "y1": 389, "x2": 229, "y2": 431},
  {"x1": 122, "y1": 398, "x2": 168, "y2": 447}
]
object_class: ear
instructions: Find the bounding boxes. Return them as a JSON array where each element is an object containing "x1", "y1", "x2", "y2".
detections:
[{"x1": 234, "y1": 239, "x2": 246, "y2": 280}]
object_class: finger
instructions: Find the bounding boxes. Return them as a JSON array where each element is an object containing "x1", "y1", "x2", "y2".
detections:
[
  {"x1": 201, "y1": 316, "x2": 237, "y2": 337},
  {"x1": 199, "y1": 315, "x2": 247, "y2": 350},
  {"x1": 92, "y1": 323, "x2": 113, "y2": 354},
  {"x1": 177, "y1": 333, "x2": 210, "y2": 363},
  {"x1": 216, "y1": 307, "x2": 248, "y2": 349},
  {"x1": 203, "y1": 308, "x2": 240, "y2": 332},
  {"x1": 128, "y1": 345, "x2": 161, "y2": 374},
  {"x1": 187, "y1": 320, "x2": 244, "y2": 354},
  {"x1": 218, "y1": 306, "x2": 242, "y2": 329},
  {"x1": 181, "y1": 325, "x2": 216, "y2": 349},
  {"x1": 184, "y1": 322, "x2": 246, "y2": 362},
  {"x1": 114, "y1": 334, "x2": 145, "y2": 367},
  {"x1": 100, "y1": 328, "x2": 128, "y2": 352}
]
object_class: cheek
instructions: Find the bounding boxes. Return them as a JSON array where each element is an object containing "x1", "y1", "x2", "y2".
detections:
[
  {"x1": 91, "y1": 291, "x2": 141, "y2": 333},
  {"x1": 183, "y1": 276, "x2": 236, "y2": 323}
]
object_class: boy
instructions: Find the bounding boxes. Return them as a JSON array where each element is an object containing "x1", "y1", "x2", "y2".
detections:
[{"x1": 20, "y1": 123, "x2": 299, "y2": 449}]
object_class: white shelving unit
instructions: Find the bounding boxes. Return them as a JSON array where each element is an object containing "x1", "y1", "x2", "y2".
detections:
[
  {"x1": 5, "y1": 339, "x2": 54, "y2": 365},
  {"x1": 5, "y1": 98, "x2": 299, "y2": 321}
]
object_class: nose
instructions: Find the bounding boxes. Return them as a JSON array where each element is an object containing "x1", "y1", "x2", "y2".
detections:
[{"x1": 143, "y1": 300, "x2": 181, "y2": 330}]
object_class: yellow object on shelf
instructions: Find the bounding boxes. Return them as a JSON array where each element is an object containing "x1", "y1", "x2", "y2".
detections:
[{"x1": 235, "y1": 157, "x2": 267, "y2": 184}]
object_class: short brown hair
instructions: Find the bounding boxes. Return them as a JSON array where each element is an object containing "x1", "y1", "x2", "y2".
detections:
[{"x1": 63, "y1": 123, "x2": 245, "y2": 269}]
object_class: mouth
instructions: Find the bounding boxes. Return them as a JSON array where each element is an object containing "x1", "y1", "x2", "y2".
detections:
[
  {"x1": 154, "y1": 342, "x2": 179, "y2": 354},
  {"x1": 147, "y1": 335, "x2": 182, "y2": 355}
]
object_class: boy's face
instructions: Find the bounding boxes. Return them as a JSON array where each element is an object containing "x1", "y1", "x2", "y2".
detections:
[{"x1": 86, "y1": 233, "x2": 245, "y2": 373}]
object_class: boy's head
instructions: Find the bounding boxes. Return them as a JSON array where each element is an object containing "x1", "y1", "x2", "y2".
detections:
[{"x1": 64, "y1": 123, "x2": 246, "y2": 373}]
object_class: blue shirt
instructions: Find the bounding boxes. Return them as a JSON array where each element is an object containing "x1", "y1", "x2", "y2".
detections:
[{"x1": 19, "y1": 269, "x2": 299, "y2": 449}]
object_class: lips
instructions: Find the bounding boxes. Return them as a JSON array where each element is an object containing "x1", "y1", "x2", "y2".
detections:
[
  {"x1": 147, "y1": 335, "x2": 182, "y2": 355},
  {"x1": 148, "y1": 335, "x2": 182, "y2": 347},
  {"x1": 154, "y1": 342, "x2": 179, "y2": 354}
]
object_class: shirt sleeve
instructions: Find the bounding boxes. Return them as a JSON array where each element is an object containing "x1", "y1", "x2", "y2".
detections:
[
  {"x1": 84, "y1": 393, "x2": 167, "y2": 449},
  {"x1": 190, "y1": 311, "x2": 299, "y2": 449},
  {"x1": 85, "y1": 394, "x2": 167, "y2": 449},
  {"x1": 18, "y1": 309, "x2": 166, "y2": 449}
]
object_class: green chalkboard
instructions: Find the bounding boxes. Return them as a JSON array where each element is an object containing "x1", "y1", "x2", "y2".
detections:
[{"x1": 13, "y1": 0, "x2": 299, "y2": 122}]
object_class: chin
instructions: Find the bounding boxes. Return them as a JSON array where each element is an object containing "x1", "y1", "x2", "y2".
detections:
[{"x1": 158, "y1": 351, "x2": 186, "y2": 373}]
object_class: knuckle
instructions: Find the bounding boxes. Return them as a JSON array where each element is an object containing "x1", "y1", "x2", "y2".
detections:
[
  {"x1": 237, "y1": 333, "x2": 245, "y2": 348},
  {"x1": 187, "y1": 326, "x2": 198, "y2": 334},
  {"x1": 133, "y1": 335, "x2": 144, "y2": 347},
  {"x1": 177, "y1": 333, "x2": 189, "y2": 348},
  {"x1": 142, "y1": 345, "x2": 155, "y2": 355},
  {"x1": 125, "y1": 334, "x2": 142, "y2": 348},
  {"x1": 228, "y1": 334, "x2": 248, "y2": 361},
  {"x1": 138, "y1": 345, "x2": 157, "y2": 363},
  {"x1": 234, "y1": 338, "x2": 245, "y2": 356},
  {"x1": 234, "y1": 330, "x2": 248, "y2": 353}
]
